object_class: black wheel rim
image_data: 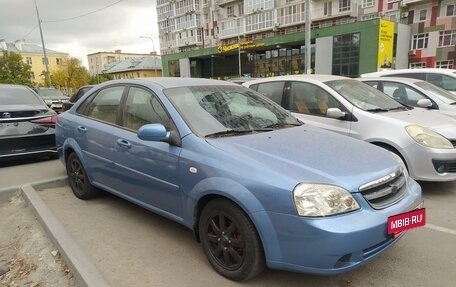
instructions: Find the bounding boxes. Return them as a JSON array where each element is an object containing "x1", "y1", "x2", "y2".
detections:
[
  {"x1": 69, "y1": 158, "x2": 86, "y2": 193},
  {"x1": 205, "y1": 212, "x2": 246, "y2": 270}
]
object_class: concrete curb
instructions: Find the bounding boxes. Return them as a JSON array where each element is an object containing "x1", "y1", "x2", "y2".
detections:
[{"x1": 20, "y1": 177, "x2": 111, "y2": 287}]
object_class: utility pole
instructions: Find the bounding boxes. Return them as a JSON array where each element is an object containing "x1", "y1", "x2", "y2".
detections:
[
  {"x1": 34, "y1": 0, "x2": 51, "y2": 86},
  {"x1": 140, "y1": 36, "x2": 158, "y2": 77},
  {"x1": 305, "y1": 0, "x2": 312, "y2": 74}
]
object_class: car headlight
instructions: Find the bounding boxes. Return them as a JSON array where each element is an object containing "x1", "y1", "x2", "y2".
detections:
[
  {"x1": 293, "y1": 184, "x2": 360, "y2": 217},
  {"x1": 405, "y1": 125, "x2": 453, "y2": 149}
]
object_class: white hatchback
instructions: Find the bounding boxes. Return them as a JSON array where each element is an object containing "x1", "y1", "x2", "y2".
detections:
[{"x1": 243, "y1": 74, "x2": 456, "y2": 182}]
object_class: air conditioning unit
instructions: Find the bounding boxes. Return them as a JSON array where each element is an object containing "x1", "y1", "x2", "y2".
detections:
[{"x1": 409, "y1": 50, "x2": 416, "y2": 56}]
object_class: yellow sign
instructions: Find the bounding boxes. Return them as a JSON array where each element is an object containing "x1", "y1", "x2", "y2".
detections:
[
  {"x1": 378, "y1": 19, "x2": 395, "y2": 69},
  {"x1": 217, "y1": 41, "x2": 264, "y2": 53}
]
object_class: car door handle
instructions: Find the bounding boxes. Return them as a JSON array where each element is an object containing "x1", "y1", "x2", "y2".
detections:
[
  {"x1": 77, "y1": 126, "x2": 87, "y2": 134},
  {"x1": 116, "y1": 139, "x2": 131, "y2": 149}
]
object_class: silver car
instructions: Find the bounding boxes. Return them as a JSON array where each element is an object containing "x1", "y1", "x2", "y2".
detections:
[
  {"x1": 358, "y1": 77, "x2": 456, "y2": 119},
  {"x1": 243, "y1": 75, "x2": 456, "y2": 182}
]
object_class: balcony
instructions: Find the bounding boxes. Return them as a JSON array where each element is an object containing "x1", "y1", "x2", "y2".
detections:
[{"x1": 217, "y1": 0, "x2": 242, "y2": 7}]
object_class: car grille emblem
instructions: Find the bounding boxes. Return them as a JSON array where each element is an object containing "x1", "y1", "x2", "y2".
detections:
[{"x1": 2, "y1": 112, "x2": 11, "y2": 118}]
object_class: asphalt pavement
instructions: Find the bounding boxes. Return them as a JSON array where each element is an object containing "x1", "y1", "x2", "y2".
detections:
[{"x1": 1, "y1": 159, "x2": 455, "y2": 286}]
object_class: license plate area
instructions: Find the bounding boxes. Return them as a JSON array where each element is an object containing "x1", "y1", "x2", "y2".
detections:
[{"x1": 388, "y1": 207, "x2": 426, "y2": 237}]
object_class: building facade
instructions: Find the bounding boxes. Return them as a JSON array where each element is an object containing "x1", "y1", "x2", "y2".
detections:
[
  {"x1": 87, "y1": 50, "x2": 159, "y2": 76},
  {"x1": 0, "y1": 39, "x2": 68, "y2": 85},
  {"x1": 103, "y1": 57, "x2": 163, "y2": 79},
  {"x1": 156, "y1": 0, "x2": 455, "y2": 78}
]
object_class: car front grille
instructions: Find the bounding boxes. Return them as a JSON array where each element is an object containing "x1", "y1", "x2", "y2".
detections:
[{"x1": 359, "y1": 170, "x2": 407, "y2": 209}]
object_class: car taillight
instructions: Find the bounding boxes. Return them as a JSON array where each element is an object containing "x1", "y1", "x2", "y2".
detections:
[{"x1": 31, "y1": 114, "x2": 58, "y2": 125}]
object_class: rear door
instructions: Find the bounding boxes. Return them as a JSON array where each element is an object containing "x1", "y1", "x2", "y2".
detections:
[{"x1": 74, "y1": 85, "x2": 125, "y2": 188}]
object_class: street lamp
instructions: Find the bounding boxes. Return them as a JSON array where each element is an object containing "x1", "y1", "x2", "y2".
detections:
[
  {"x1": 140, "y1": 36, "x2": 158, "y2": 76},
  {"x1": 231, "y1": 16, "x2": 243, "y2": 78}
]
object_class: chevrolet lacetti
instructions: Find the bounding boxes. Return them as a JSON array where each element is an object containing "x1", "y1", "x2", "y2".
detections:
[
  {"x1": 244, "y1": 75, "x2": 456, "y2": 182},
  {"x1": 56, "y1": 78, "x2": 422, "y2": 281}
]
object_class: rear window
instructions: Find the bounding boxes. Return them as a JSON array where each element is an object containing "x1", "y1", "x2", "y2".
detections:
[{"x1": 0, "y1": 86, "x2": 44, "y2": 106}]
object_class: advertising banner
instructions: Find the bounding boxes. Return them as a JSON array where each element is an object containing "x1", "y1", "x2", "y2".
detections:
[{"x1": 378, "y1": 19, "x2": 395, "y2": 69}]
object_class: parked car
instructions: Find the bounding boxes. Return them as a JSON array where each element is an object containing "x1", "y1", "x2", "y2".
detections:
[
  {"x1": 243, "y1": 75, "x2": 456, "y2": 182},
  {"x1": 361, "y1": 68, "x2": 456, "y2": 95},
  {"x1": 62, "y1": 85, "x2": 95, "y2": 111},
  {"x1": 56, "y1": 78, "x2": 422, "y2": 281},
  {"x1": 0, "y1": 84, "x2": 57, "y2": 161},
  {"x1": 36, "y1": 87, "x2": 69, "y2": 112},
  {"x1": 358, "y1": 77, "x2": 456, "y2": 118}
]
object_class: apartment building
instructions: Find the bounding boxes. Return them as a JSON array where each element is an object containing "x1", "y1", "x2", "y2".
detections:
[
  {"x1": 0, "y1": 39, "x2": 68, "y2": 85},
  {"x1": 156, "y1": 0, "x2": 454, "y2": 78}
]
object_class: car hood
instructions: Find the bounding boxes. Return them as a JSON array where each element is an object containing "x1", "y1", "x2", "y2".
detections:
[
  {"x1": 381, "y1": 108, "x2": 456, "y2": 139},
  {"x1": 206, "y1": 125, "x2": 399, "y2": 192}
]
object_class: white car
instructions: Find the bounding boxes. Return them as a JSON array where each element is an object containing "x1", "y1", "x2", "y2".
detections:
[
  {"x1": 360, "y1": 68, "x2": 456, "y2": 95},
  {"x1": 243, "y1": 74, "x2": 456, "y2": 182},
  {"x1": 358, "y1": 77, "x2": 456, "y2": 119}
]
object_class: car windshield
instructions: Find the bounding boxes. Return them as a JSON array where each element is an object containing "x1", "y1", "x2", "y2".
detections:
[
  {"x1": 165, "y1": 85, "x2": 301, "y2": 137},
  {"x1": 415, "y1": 81, "x2": 456, "y2": 104},
  {"x1": 38, "y1": 89, "x2": 65, "y2": 98},
  {"x1": 0, "y1": 86, "x2": 44, "y2": 106},
  {"x1": 326, "y1": 79, "x2": 405, "y2": 111}
]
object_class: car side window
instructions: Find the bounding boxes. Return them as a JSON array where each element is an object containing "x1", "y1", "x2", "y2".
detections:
[
  {"x1": 382, "y1": 82, "x2": 426, "y2": 106},
  {"x1": 427, "y1": 73, "x2": 456, "y2": 92},
  {"x1": 256, "y1": 81, "x2": 285, "y2": 105},
  {"x1": 80, "y1": 86, "x2": 124, "y2": 124},
  {"x1": 122, "y1": 87, "x2": 170, "y2": 131},
  {"x1": 289, "y1": 81, "x2": 339, "y2": 116}
]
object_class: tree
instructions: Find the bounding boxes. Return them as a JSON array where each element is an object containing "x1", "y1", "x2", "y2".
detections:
[
  {"x1": 51, "y1": 57, "x2": 90, "y2": 94},
  {"x1": 0, "y1": 51, "x2": 34, "y2": 86}
]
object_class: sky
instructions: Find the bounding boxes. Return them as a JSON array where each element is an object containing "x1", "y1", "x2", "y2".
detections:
[{"x1": 0, "y1": 0, "x2": 160, "y2": 67}]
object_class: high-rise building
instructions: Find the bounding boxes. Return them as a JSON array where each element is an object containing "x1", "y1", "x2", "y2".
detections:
[{"x1": 156, "y1": 0, "x2": 455, "y2": 78}]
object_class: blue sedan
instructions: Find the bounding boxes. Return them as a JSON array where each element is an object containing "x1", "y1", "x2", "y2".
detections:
[{"x1": 56, "y1": 78, "x2": 422, "y2": 281}]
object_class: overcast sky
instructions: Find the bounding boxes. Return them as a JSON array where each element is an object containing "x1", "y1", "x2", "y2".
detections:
[{"x1": 0, "y1": 0, "x2": 159, "y2": 67}]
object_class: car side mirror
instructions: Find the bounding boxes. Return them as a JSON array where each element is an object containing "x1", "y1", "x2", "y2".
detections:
[
  {"x1": 137, "y1": 123, "x2": 170, "y2": 142},
  {"x1": 326, "y1": 108, "x2": 346, "y2": 119},
  {"x1": 417, "y1": 99, "x2": 433, "y2": 108}
]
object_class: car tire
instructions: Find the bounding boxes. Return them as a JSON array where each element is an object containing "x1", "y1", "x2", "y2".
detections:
[
  {"x1": 199, "y1": 198, "x2": 265, "y2": 281},
  {"x1": 66, "y1": 153, "x2": 99, "y2": 200}
]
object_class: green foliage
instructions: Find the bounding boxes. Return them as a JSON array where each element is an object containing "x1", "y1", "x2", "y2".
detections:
[
  {"x1": 0, "y1": 51, "x2": 35, "y2": 86},
  {"x1": 50, "y1": 57, "x2": 91, "y2": 93},
  {"x1": 88, "y1": 73, "x2": 112, "y2": 85}
]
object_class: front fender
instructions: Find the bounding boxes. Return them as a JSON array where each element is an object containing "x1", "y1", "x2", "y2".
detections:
[{"x1": 185, "y1": 176, "x2": 283, "y2": 264}]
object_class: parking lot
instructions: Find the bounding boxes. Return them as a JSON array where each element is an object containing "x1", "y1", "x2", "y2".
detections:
[{"x1": 1, "y1": 159, "x2": 456, "y2": 286}]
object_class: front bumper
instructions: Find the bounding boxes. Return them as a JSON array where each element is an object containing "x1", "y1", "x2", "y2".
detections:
[{"x1": 253, "y1": 179, "x2": 422, "y2": 275}]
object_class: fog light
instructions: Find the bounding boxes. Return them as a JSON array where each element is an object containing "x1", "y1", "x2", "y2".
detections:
[{"x1": 437, "y1": 165, "x2": 446, "y2": 173}]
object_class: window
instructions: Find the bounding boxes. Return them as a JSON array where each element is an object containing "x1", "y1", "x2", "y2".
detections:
[
  {"x1": 332, "y1": 33, "x2": 360, "y2": 77},
  {"x1": 227, "y1": 6, "x2": 234, "y2": 17},
  {"x1": 362, "y1": 0, "x2": 375, "y2": 8},
  {"x1": 409, "y1": 62, "x2": 426, "y2": 68},
  {"x1": 255, "y1": 81, "x2": 286, "y2": 105},
  {"x1": 41, "y1": 58, "x2": 48, "y2": 65},
  {"x1": 381, "y1": 82, "x2": 427, "y2": 106},
  {"x1": 79, "y1": 86, "x2": 124, "y2": 124},
  {"x1": 362, "y1": 13, "x2": 376, "y2": 21},
  {"x1": 30, "y1": 72, "x2": 35, "y2": 80},
  {"x1": 339, "y1": 0, "x2": 351, "y2": 12},
  {"x1": 56, "y1": 58, "x2": 62, "y2": 65},
  {"x1": 436, "y1": 60, "x2": 454, "y2": 69},
  {"x1": 324, "y1": 2, "x2": 332, "y2": 16},
  {"x1": 289, "y1": 82, "x2": 339, "y2": 116},
  {"x1": 447, "y1": 4, "x2": 455, "y2": 16},
  {"x1": 414, "y1": 9, "x2": 427, "y2": 22},
  {"x1": 439, "y1": 30, "x2": 456, "y2": 47},
  {"x1": 26, "y1": 57, "x2": 32, "y2": 65},
  {"x1": 122, "y1": 87, "x2": 170, "y2": 131},
  {"x1": 412, "y1": 33, "x2": 429, "y2": 49}
]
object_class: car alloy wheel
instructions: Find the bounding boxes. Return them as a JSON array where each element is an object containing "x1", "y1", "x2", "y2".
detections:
[
  {"x1": 199, "y1": 199, "x2": 265, "y2": 281},
  {"x1": 66, "y1": 153, "x2": 99, "y2": 200}
]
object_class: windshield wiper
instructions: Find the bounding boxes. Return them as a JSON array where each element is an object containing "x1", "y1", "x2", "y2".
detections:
[
  {"x1": 388, "y1": 106, "x2": 408, "y2": 111},
  {"x1": 366, "y1": 108, "x2": 389, "y2": 112},
  {"x1": 264, "y1": 122, "x2": 303, "y2": 129},
  {"x1": 205, "y1": 129, "x2": 254, "y2": 138}
]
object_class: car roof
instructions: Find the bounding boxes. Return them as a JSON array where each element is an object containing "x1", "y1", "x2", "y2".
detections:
[
  {"x1": 243, "y1": 74, "x2": 349, "y2": 86},
  {"x1": 358, "y1": 77, "x2": 423, "y2": 84},
  {"x1": 97, "y1": 77, "x2": 239, "y2": 89},
  {"x1": 361, "y1": 68, "x2": 456, "y2": 77}
]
